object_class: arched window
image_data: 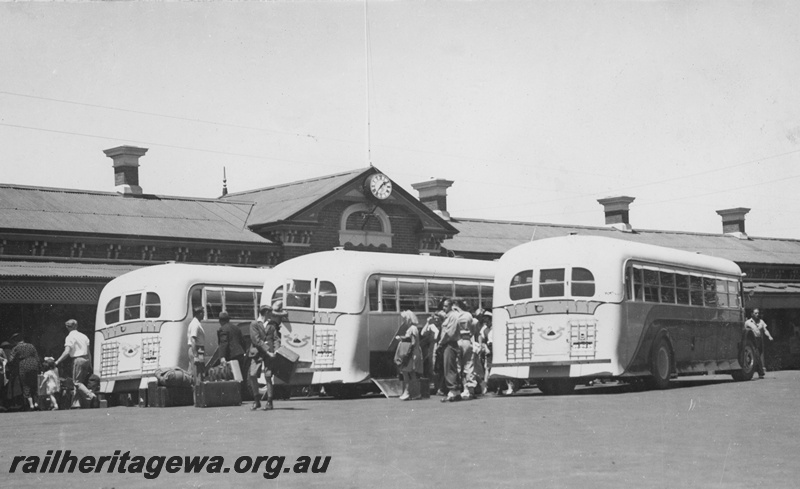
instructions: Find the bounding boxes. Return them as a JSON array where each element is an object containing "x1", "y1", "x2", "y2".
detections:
[{"x1": 339, "y1": 203, "x2": 392, "y2": 248}]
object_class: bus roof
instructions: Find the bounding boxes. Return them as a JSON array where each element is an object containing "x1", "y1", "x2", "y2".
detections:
[
  {"x1": 99, "y1": 263, "x2": 270, "y2": 303},
  {"x1": 500, "y1": 235, "x2": 742, "y2": 276},
  {"x1": 268, "y1": 250, "x2": 497, "y2": 282}
]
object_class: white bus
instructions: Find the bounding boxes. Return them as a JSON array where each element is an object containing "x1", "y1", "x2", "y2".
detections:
[
  {"x1": 260, "y1": 250, "x2": 496, "y2": 397},
  {"x1": 94, "y1": 263, "x2": 269, "y2": 396},
  {"x1": 490, "y1": 235, "x2": 756, "y2": 394}
]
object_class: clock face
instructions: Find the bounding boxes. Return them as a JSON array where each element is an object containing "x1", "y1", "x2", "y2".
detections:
[{"x1": 368, "y1": 174, "x2": 392, "y2": 200}]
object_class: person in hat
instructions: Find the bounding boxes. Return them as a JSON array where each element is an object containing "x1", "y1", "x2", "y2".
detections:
[
  {"x1": 247, "y1": 303, "x2": 282, "y2": 410},
  {"x1": 217, "y1": 311, "x2": 246, "y2": 381},
  {"x1": 55, "y1": 319, "x2": 92, "y2": 385},
  {"x1": 187, "y1": 307, "x2": 206, "y2": 385}
]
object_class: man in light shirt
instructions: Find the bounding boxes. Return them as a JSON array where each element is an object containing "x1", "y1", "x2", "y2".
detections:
[
  {"x1": 745, "y1": 308, "x2": 773, "y2": 379},
  {"x1": 55, "y1": 319, "x2": 92, "y2": 384},
  {"x1": 187, "y1": 307, "x2": 206, "y2": 385}
]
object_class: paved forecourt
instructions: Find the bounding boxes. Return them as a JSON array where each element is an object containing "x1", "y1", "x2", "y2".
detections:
[{"x1": 2, "y1": 371, "x2": 799, "y2": 488}]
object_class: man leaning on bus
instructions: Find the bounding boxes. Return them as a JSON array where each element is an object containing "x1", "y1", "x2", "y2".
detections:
[{"x1": 745, "y1": 308, "x2": 773, "y2": 379}]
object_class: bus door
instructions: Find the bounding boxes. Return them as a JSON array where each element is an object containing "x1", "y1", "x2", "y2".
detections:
[{"x1": 277, "y1": 277, "x2": 342, "y2": 375}]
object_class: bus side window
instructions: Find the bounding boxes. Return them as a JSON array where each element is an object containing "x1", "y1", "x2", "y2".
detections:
[
  {"x1": 571, "y1": 268, "x2": 595, "y2": 297},
  {"x1": 715, "y1": 279, "x2": 729, "y2": 308},
  {"x1": 368, "y1": 278, "x2": 379, "y2": 311},
  {"x1": 631, "y1": 267, "x2": 644, "y2": 301},
  {"x1": 643, "y1": 269, "x2": 659, "y2": 302},
  {"x1": 479, "y1": 283, "x2": 493, "y2": 311},
  {"x1": 675, "y1": 274, "x2": 690, "y2": 305},
  {"x1": 728, "y1": 280, "x2": 740, "y2": 308},
  {"x1": 703, "y1": 278, "x2": 717, "y2": 306},
  {"x1": 318, "y1": 281, "x2": 338, "y2": 310},
  {"x1": 145, "y1": 292, "x2": 161, "y2": 318},
  {"x1": 689, "y1": 276, "x2": 704, "y2": 306},
  {"x1": 381, "y1": 279, "x2": 398, "y2": 312},
  {"x1": 427, "y1": 281, "x2": 454, "y2": 311},
  {"x1": 105, "y1": 297, "x2": 121, "y2": 325},
  {"x1": 399, "y1": 280, "x2": 424, "y2": 313},
  {"x1": 124, "y1": 293, "x2": 141, "y2": 320},
  {"x1": 509, "y1": 270, "x2": 533, "y2": 301},
  {"x1": 226, "y1": 289, "x2": 257, "y2": 319},
  {"x1": 191, "y1": 288, "x2": 202, "y2": 313},
  {"x1": 455, "y1": 282, "x2": 480, "y2": 311},
  {"x1": 205, "y1": 288, "x2": 223, "y2": 319},
  {"x1": 659, "y1": 272, "x2": 675, "y2": 304}
]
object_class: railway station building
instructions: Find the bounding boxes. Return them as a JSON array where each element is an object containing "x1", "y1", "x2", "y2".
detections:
[{"x1": 1, "y1": 145, "x2": 798, "y2": 369}]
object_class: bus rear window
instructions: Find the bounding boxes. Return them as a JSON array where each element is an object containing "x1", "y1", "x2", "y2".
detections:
[
  {"x1": 145, "y1": 292, "x2": 161, "y2": 318},
  {"x1": 124, "y1": 294, "x2": 141, "y2": 320},
  {"x1": 540, "y1": 269, "x2": 564, "y2": 298},
  {"x1": 509, "y1": 270, "x2": 533, "y2": 301},
  {"x1": 571, "y1": 268, "x2": 595, "y2": 297},
  {"x1": 105, "y1": 297, "x2": 120, "y2": 325},
  {"x1": 286, "y1": 280, "x2": 312, "y2": 308},
  {"x1": 318, "y1": 281, "x2": 338, "y2": 310}
]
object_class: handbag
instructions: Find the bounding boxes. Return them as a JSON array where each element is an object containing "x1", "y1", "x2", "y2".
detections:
[{"x1": 394, "y1": 341, "x2": 412, "y2": 368}]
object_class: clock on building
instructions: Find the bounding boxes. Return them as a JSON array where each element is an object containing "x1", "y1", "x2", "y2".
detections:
[{"x1": 364, "y1": 173, "x2": 393, "y2": 200}]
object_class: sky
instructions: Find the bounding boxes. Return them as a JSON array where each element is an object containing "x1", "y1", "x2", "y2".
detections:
[{"x1": 2, "y1": 1, "x2": 800, "y2": 238}]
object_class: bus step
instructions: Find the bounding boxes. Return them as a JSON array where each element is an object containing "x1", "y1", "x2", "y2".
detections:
[{"x1": 371, "y1": 378, "x2": 404, "y2": 398}]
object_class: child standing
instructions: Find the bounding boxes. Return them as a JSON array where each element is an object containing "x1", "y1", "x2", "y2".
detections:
[{"x1": 39, "y1": 357, "x2": 60, "y2": 411}]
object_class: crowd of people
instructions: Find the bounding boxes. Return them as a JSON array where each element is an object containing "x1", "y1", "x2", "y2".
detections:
[
  {"x1": 392, "y1": 297, "x2": 505, "y2": 402},
  {"x1": 0, "y1": 319, "x2": 99, "y2": 412}
]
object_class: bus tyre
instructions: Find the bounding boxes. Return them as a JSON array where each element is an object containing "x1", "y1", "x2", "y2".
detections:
[
  {"x1": 732, "y1": 338, "x2": 756, "y2": 382},
  {"x1": 537, "y1": 378, "x2": 575, "y2": 396},
  {"x1": 649, "y1": 338, "x2": 673, "y2": 390}
]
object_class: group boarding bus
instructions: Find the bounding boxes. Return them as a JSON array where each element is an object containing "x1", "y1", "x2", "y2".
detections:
[
  {"x1": 93, "y1": 263, "x2": 270, "y2": 398},
  {"x1": 260, "y1": 249, "x2": 496, "y2": 398},
  {"x1": 490, "y1": 235, "x2": 757, "y2": 395}
]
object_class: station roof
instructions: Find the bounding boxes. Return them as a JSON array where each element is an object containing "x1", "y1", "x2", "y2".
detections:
[
  {"x1": 444, "y1": 217, "x2": 800, "y2": 266},
  {"x1": 0, "y1": 184, "x2": 270, "y2": 244},
  {"x1": 0, "y1": 261, "x2": 142, "y2": 279},
  {"x1": 223, "y1": 168, "x2": 370, "y2": 227}
]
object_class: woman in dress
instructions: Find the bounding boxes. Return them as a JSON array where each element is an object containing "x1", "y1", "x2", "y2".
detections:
[
  {"x1": 394, "y1": 310, "x2": 423, "y2": 400},
  {"x1": 9, "y1": 333, "x2": 41, "y2": 411}
]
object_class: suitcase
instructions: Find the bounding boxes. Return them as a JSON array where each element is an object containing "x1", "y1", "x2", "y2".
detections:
[
  {"x1": 147, "y1": 381, "x2": 159, "y2": 407},
  {"x1": 194, "y1": 380, "x2": 242, "y2": 408},
  {"x1": 273, "y1": 346, "x2": 299, "y2": 382},
  {"x1": 163, "y1": 386, "x2": 194, "y2": 407}
]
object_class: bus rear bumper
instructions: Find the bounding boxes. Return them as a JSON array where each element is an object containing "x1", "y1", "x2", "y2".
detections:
[{"x1": 490, "y1": 359, "x2": 613, "y2": 380}]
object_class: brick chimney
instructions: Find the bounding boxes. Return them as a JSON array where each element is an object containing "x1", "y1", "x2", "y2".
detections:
[
  {"x1": 597, "y1": 196, "x2": 635, "y2": 232},
  {"x1": 103, "y1": 145, "x2": 148, "y2": 195},
  {"x1": 411, "y1": 178, "x2": 454, "y2": 220},
  {"x1": 716, "y1": 207, "x2": 750, "y2": 239}
]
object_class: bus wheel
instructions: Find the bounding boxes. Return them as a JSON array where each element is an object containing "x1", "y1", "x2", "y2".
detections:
[
  {"x1": 649, "y1": 338, "x2": 673, "y2": 390},
  {"x1": 537, "y1": 378, "x2": 575, "y2": 395},
  {"x1": 732, "y1": 338, "x2": 756, "y2": 382}
]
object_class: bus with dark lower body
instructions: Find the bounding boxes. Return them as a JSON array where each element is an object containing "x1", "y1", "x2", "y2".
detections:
[{"x1": 490, "y1": 235, "x2": 757, "y2": 394}]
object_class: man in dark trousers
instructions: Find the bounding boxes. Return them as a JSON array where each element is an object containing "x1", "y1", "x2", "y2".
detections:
[
  {"x1": 248, "y1": 303, "x2": 281, "y2": 411},
  {"x1": 217, "y1": 311, "x2": 246, "y2": 380}
]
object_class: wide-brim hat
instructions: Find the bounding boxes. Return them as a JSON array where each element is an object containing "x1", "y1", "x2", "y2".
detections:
[{"x1": 270, "y1": 300, "x2": 288, "y2": 317}]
